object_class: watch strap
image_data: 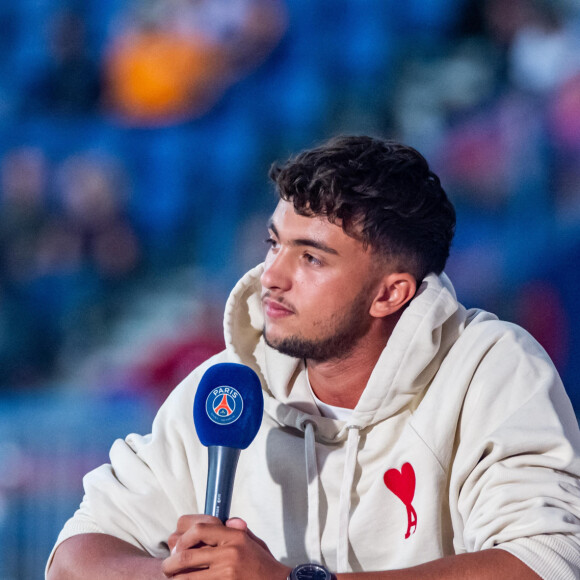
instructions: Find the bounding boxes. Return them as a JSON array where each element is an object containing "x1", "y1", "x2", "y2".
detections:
[{"x1": 287, "y1": 562, "x2": 337, "y2": 580}]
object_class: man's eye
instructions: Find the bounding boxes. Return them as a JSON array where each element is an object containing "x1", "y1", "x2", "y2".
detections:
[
  {"x1": 305, "y1": 253, "x2": 321, "y2": 266},
  {"x1": 265, "y1": 237, "x2": 278, "y2": 249}
]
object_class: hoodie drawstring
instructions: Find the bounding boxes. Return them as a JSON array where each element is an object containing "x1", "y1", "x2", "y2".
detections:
[
  {"x1": 304, "y1": 421, "x2": 323, "y2": 564},
  {"x1": 302, "y1": 421, "x2": 362, "y2": 572},
  {"x1": 337, "y1": 425, "x2": 361, "y2": 572}
]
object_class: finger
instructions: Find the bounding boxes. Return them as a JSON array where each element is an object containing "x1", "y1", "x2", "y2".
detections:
[
  {"x1": 175, "y1": 514, "x2": 222, "y2": 534},
  {"x1": 174, "y1": 521, "x2": 241, "y2": 554},
  {"x1": 171, "y1": 515, "x2": 224, "y2": 554},
  {"x1": 225, "y1": 517, "x2": 248, "y2": 531},
  {"x1": 162, "y1": 543, "x2": 215, "y2": 576},
  {"x1": 227, "y1": 519, "x2": 271, "y2": 554},
  {"x1": 168, "y1": 532, "x2": 179, "y2": 553}
]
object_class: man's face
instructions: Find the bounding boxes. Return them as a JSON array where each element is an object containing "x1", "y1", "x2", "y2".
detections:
[{"x1": 260, "y1": 200, "x2": 382, "y2": 362}]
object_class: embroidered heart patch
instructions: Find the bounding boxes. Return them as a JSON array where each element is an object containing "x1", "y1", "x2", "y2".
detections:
[{"x1": 384, "y1": 462, "x2": 417, "y2": 538}]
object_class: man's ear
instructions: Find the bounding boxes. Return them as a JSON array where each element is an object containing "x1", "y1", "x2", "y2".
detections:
[{"x1": 369, "y1": 273, "x2": 417, "y2": 318}]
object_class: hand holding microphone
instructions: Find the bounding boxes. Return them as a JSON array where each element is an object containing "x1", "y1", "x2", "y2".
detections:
[
  {"x1": 193, "y1": 362, "x2": 264, "y2": 522},
  {"x1": 162, "y1": 363, "x2": 285, "y2": 579},
  {"x1": 163, "y1": 512, "x2": 292, "y2": 580}
]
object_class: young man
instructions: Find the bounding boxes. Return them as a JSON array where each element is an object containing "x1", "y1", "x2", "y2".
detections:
[{"x1": 47, "y1": 136, "x2": 580, "y2": 579}]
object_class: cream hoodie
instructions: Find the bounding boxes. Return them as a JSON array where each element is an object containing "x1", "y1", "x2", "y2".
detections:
[{"x1": 47, "y1": 265, "x2": 580, "y2": 578}]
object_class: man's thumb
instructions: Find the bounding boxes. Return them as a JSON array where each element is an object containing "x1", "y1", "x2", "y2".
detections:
[{"x1": 225, "y1": 517, "x2": 248, "y2": 531}]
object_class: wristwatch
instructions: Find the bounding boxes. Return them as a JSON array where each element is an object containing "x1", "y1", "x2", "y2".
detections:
[{"x1": 287, "y1": 563, "x2": 337, "y2": 580}]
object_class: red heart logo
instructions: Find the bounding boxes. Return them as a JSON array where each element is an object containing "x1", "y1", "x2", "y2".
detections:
[{"x1": 384, "y1": 462, "x2": 416, "y2": 506}]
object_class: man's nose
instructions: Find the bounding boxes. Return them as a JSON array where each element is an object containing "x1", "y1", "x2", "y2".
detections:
[{"x1": 261, "y1": 249, "x2": 291, "y2": 291}]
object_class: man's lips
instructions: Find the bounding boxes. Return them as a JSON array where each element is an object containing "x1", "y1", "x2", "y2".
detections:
[{"x1": 262, "y1": 296, "x2": 295, "y2": 318}]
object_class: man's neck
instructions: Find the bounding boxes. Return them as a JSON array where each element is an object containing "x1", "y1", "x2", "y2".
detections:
[{"x1": 306, "y1": 315, "x2": 399, "y2": 409}]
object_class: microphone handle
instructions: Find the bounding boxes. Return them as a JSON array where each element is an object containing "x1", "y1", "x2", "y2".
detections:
[{"x1": 204, "y1": 446, "x2": 241, "y2": 522}]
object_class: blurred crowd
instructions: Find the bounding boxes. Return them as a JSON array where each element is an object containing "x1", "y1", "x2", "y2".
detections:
[{"x1": 0, "y1": 0, "x2": 579, "y2": 409}]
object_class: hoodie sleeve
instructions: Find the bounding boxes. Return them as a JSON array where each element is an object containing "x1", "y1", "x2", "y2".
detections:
[
  {"x1": 450, "y1": 323, "x2": 580, "y2": 580},
  {"x1": 47, "y1": 355, "x2": 225, "y2": 569}
]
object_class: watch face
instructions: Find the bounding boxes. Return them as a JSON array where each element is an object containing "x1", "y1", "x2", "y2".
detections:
[{"x1": 293, "y1": 563, "x2": 331, "y2": 580}]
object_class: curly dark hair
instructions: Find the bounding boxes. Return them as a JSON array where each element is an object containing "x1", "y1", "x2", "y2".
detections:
[{"x1": 269, "y1": 135, "x2": 456, "y2": 283}]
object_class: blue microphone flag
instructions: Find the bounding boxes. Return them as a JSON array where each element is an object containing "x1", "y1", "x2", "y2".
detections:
[{"x1": 193, "y1": 362, "x2": 263, "y2": 449}]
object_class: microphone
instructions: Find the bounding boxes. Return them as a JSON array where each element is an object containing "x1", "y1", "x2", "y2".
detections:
[{"x1": 193, "y1": 362, "x2": 263, "y2": 522}]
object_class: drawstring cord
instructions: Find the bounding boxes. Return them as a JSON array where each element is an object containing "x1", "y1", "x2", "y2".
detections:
[
  {"x1": 304, "y1": 421, "x2": 323, "y2": 564},
  {"x1": 302, "y1": 420, "x2": 361, "y2": 572},
  {"x1": 337, "y1": 425, "x2": 361, "y2": 572}
]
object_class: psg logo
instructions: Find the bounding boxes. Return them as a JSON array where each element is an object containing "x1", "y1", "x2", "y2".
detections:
[{"x1": 205, "y1": 386, "x2": 244, "y2": 425}]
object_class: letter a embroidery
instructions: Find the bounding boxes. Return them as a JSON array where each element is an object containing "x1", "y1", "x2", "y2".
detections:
[{"x1": 384, "y1": 462, "x2": 418, "y2": 538}]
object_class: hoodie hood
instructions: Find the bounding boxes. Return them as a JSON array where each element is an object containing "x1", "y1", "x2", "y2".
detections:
[{"x1": 223, "y1": 263, "x2": 470, "y2": 442}]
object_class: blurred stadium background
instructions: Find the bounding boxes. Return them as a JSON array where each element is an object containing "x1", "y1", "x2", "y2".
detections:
[{"x1": 1, "y1": 0, "x2": 580, "y2": 577}]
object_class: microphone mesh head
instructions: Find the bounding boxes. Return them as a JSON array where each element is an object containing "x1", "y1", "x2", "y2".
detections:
[{"x1": 193, "y1": 363, "x2": 264, "y2": 449}]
